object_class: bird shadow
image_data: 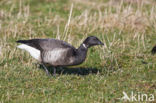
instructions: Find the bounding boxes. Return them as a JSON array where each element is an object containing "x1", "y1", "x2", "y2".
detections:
[{"x1": 39, "y1": 64, "x2": 101, "y2": 76}]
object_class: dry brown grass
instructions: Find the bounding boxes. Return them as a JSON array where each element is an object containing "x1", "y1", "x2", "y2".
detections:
[
  {"x1": 0, "y1": 0, "x2": 156, "y2": 102},
  {"x1": 71, "y1": 0, "x2": 156, "y2": 33},
  {"x1": 0, "y1": 0, "x2": 156, "y2": 62}
]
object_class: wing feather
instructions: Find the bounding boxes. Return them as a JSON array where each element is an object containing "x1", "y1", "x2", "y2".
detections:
[{"x1": 17, "y1": 38, "x2": 76, "y2": 51}]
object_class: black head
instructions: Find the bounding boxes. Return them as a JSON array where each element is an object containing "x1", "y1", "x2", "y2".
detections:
[{"x1": 83, "y1": 36, "x2": 104, "y2": 48}]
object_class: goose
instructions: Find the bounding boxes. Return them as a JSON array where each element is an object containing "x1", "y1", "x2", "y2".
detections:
[
  {"x1": 151, "y1": 45, "x2": 156, "y2": 54},
  {"x1": 16, "y1": 36, "x2": 104, "y2": 75}
]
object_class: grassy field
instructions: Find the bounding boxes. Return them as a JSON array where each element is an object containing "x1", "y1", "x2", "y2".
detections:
[{"x1": 0, "y1": 0, "x2": 156, "y2": 102}]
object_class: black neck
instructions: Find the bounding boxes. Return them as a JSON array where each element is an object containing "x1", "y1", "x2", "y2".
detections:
[
  {"x1": 77, "y1": 44, "x2": 88, "y2": 59},
  {"x1": 73, "y1": 44, "x2": 88, "y2": 65},
  {"x1": 78, "y1": 43, "x2": 87, "y2": 50}
]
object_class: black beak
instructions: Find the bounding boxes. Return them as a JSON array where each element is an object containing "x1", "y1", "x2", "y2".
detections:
[{"x1": 99, "y1": 41, "x2": 104, "y2": 45}]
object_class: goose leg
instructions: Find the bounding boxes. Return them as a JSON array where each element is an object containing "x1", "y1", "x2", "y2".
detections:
[
  {"x1": 53, "y1": 67, "x2": 56, "y2": 76},
  {"x1": 42, "y1": 64, "x2": 51, "y2": 76}
]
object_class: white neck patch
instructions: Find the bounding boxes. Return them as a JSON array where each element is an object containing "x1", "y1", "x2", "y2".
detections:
[{"x1": 82, "y1": 43, "x2": 87, "y2": 49}]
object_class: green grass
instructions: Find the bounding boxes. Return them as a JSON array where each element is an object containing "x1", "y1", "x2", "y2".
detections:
[{"x1": 0, "y1": 0, "x2": 156, "y2": 103}]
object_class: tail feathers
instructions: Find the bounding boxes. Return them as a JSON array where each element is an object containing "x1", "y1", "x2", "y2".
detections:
[
  {"x1": 16, "y1": 40, "x2": 29, "y2": 44},
  {"x1": 17, "y1": 44, "x2": 41, "y2": 60},
  {"x1": 16, "y1": 39, "x2": 41, "y2": 50},
  {"x1": 17, "y1": 44, "x2": 27, "y2": 49}
]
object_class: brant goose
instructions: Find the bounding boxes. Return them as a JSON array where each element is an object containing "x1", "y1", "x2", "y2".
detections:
[
  {"x1": 16, "y1": 36, "x2": 104, "y2": 75},
  {"x1": 151, "y1": 45, "x2": 156, "y2": 54}
]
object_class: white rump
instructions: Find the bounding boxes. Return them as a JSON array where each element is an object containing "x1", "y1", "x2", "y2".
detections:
[{"x1": 17, "y1": 44, "x2": 40, "y2": 60}]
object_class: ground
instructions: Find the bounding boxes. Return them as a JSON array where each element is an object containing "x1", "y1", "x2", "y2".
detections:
[{"x1": 0, "y1": 0, "x2": 156, "y2": 103}]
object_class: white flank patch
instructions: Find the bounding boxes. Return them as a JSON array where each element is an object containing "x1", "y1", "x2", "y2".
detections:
[
  {"x1": 44, "y1": 48, "x2": 67, "y2": 63},
  {"x1": 17, "y1": 44, "x2": 40, "y2": 60}
]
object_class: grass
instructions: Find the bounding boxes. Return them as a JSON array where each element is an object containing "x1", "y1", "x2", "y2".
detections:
[{"x1": 0, "y1": 0, "x2": 156, "y2": 102}]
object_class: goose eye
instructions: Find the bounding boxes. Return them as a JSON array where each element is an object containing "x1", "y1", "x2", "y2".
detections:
[{"x1": 93, "y1": 38, "x2": 97, "y2": 41}]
